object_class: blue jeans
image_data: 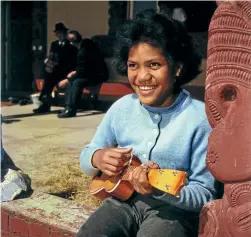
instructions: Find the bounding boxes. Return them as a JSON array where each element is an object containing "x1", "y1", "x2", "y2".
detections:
[{"x1": 77, "y1": 194, "x2": 199, "y2": 237}]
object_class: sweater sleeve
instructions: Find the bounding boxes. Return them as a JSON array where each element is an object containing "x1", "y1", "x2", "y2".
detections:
[
  {"x1": 153, "y1": 118, "x2": 217, "y2": 212},
  {"x1": 80, "y1": 102, "x2": 118, "y2": 176}
]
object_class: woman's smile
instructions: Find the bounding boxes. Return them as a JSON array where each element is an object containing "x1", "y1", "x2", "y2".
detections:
[{"x1": 136, "y1": 85, "x2": 159, "y2": 96}]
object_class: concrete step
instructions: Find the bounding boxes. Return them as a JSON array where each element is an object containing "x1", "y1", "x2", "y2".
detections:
[{"x1": 1, "y1": 191, "x2": 95, "y2": 237}]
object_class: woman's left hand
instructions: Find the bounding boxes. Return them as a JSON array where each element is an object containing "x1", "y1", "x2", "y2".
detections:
[{"x1": 129, "y1": 161, "x2": 159, "y2": 195}]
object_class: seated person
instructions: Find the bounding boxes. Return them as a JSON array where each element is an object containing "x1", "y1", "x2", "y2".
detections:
[
  {"x1": 1, "y1": 117, "x2": 31, "y2": 202},
  {"x1": 57, "y1": 30, "x2": 108, "y2": 118},
  {"x1": 77, "y1": 9, "x2": 217, "y2": 237},
  {"x1": 33, "y1": 22, "x2": 78, "y2": 114}
]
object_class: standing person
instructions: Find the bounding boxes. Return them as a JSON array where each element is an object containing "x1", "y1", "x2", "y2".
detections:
[
  {"x1": 57, "y1": 30, "x2": 108, "y2": 118},
  {"x1": 33, "y1": 22, "x2": 78, "y2": 114},
  {"x1": 77, "y1": 9, "x2": 217, "y2": 237}
]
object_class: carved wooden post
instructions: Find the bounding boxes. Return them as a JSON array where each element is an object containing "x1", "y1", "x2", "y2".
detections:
[{"x1": 199, "y1": 1, "x2": 251, "y2": 237}]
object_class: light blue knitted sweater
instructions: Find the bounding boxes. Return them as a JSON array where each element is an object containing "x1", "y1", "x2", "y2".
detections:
[{"x1": 80, "y1": 89, "x2": 217, "y2": 212}]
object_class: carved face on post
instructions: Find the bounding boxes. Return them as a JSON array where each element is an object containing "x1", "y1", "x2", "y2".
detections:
[{"x1": 205, "y1": 1, "x2": 251, "y2": 182}]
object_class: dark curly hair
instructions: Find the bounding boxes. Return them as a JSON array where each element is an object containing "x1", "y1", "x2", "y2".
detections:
[{"x1": 114, "y1": 9, "x2": 202, "y2": 89}]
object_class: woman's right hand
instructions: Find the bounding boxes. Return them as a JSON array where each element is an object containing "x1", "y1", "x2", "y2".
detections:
[{"x1": 92, "y1": 147, "x2": 133, "y2": 177}]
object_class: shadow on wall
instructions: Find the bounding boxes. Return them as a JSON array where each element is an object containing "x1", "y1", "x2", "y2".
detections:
[{"x1": 183, "y1": 85, "x2": 205, "y2": 102}]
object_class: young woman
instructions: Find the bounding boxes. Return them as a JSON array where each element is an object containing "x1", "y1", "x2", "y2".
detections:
[{"x1": 77, "y1": 9, "x2": 217, "y2": 237}]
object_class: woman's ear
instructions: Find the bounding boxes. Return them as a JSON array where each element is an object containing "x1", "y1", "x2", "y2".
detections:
[{"x1": 176, "y1": 64, "x2": 183, "y2": 77}]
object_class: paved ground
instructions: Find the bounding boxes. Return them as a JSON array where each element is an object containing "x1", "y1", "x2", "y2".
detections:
[{"x1": 1, "y1": 104, "x2": 105, "y2": 190}]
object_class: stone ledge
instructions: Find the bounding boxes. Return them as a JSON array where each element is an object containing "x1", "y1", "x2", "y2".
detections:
[{"x1": 1, "y1": 191, "x2": 95, "y2": 237}]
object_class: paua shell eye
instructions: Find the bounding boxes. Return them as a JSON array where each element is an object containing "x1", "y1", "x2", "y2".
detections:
[{"x1": 221, "y1": 85, "x2": 237, "y2": 102}]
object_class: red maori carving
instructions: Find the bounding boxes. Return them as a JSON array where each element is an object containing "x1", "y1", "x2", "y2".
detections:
[{"x1": 199, "y1": 1, "x2": 251, "y2": 237}]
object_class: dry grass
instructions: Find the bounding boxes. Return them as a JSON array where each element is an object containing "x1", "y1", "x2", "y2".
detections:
[{"x1": 35, "y1": 162, "x2": 101, "y2": 208}]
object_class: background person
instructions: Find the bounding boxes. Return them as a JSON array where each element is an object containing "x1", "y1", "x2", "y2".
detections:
[
  {"x1": 57, "y1": 30, "x2": 108, "y2": 118},
  {"x1": 1, "y1": 115, "x2": 31, "y2": 202},
  {"x1": 33, "y1": 22, "x2": 78, "y2": 114}
]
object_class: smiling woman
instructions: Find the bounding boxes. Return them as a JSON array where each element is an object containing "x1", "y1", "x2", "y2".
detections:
[
  {"x1": 78, "y1": 9, "x2": 217, "y2": 237},
  {"x1": 127, "y1": 43, "x2": 175, "y2": 107},
  {"x1": 114, "y1": 9, "x2": 202, "y2": 95}
]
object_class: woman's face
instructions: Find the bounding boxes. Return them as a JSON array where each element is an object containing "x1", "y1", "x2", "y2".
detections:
[{"x1": 127, "y1": 43, "x2": 176, "y2": 107}]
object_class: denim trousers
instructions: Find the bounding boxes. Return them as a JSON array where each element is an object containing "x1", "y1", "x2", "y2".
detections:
[{"x1": 76, "y1": 194, "x2": 199, "y2": 237}]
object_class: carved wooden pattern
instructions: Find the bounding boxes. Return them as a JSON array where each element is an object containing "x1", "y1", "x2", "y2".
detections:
[{"x1": 199, "y1": 1, "x2": 251, "y2": 237}]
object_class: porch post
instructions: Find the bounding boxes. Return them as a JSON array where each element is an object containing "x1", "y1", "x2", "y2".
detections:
[
  {"x1": 108, "y1": 1, "x2": 127, "y2": 36},
  {"x1": 132, "y1": 0, "x2": 157, "y2": 18}
]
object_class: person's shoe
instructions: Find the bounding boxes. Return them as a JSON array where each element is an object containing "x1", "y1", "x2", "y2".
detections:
[
  {"x1": 33, "y1": 104, "x2": 50, "y2": 114},
  {"x1": 57, "y1": 107, "x2": 76, "y2": 118},
  {"x1": 19, "y1": 99, "x2": 31, "y2": 106},
  {"x1": 8, "y1": 97, "x2": 19, "y2": 104}
]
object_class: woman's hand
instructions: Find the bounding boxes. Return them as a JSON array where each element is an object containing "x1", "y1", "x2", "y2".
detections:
[
  {"x1": 92, "y1": 147, "x2": 132, "y2": 177},
  {"x1": 129, "y1": 161, "x2": 159, "y2": 195}
]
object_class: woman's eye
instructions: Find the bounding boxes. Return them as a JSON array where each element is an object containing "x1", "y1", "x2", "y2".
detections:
[
  {"x1": 128, "y1": 63, "x2": 137, "y2": 69},
  {"x1": 150, "y1": 62, "x2": 161, "y2": 68}
]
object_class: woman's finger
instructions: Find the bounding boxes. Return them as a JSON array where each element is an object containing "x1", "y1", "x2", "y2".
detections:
[
  {"x1": 108, "y1": 149, "x2": 132, "y2": 163},
  {"x1": 101, "y1": 168, "x2": 121, "y2": 177},
  {"x1": 132, "y1": 166, "x2": 147, "y2": 194},
  {"x1": 110, "y1": 147, "x2": 132, "y2": 154},
  {"x1": 138, "y1": 169, "x2": 152, "y2": 194},
  {"x1": 104, "y1": 156, "x2": 124, "y2": 168},
  {"x1": 147, "y1": 161, "x2": 159, "y2": 169},
  {"x1": 130, "y1": 167, "x2": 141, "y2": 192},
  {"x1": 133, "y1": 166, "x2": 152, "y2": 194},
  {"x1": 104, "y1": 163, "x2": 123, "y2": 173},
  {"x1": 105, "y1": 150, "x2": 125, "y2": 159}
]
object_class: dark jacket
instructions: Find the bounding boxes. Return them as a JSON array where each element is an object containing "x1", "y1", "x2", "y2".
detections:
[
  {"x1": 49, "y1": 40, "x2": 78, "y2": 76},
  {"x1": 69, "y1": 38, "x2": 108, "y2": 84}
]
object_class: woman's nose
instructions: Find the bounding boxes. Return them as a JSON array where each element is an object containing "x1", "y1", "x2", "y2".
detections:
[{"x1": 137, "y1": 68, "x2": 151, "y2": 83}]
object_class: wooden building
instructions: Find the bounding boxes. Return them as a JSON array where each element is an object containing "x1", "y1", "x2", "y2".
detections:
[{"x1": 1, "y1": 1, "x2": 216, "y2": 95}]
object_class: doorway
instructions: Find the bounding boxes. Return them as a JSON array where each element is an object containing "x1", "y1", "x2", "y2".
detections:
[
  {"x1": 1, "y1": 1, "x2": 47, "y2": 93},
  {"x1": 3, "y1": 1, "x2": 33, "y2": 91}
]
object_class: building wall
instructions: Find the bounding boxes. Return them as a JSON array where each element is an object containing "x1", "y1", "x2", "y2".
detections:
[
  {"x1": 47, "y1": 1, "x2": 206, "y2": 87},
  {"x1": 47, "y1": 1, "x2": 109, "y2": 50}
]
